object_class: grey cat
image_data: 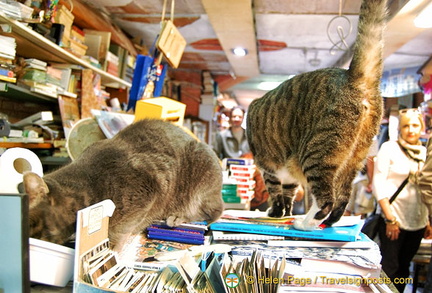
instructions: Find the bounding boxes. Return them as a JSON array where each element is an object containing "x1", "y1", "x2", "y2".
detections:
[
  {"x1": 246, "y1": 0, "x2": 387, "y2": 230},
  {"x1": 24, "y1": 119, "x2": 224, "y2": 250}
]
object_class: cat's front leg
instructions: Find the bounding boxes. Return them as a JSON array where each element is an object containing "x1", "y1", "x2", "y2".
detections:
[
  {"x1": 109, "y1": 231, "x2": 132, "y2": 253},
  {"x1": 166, "y1": 215, "x2": 187, "y2": 227}
]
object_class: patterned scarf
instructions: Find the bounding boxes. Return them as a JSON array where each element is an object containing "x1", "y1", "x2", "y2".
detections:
[{"x1": 398, "y1": 135, "x2": 426, "y2": 184}]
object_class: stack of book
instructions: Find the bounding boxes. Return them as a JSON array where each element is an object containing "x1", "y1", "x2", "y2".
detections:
[
  {"x1": 24, "y1": 58, "x2": 47, "y2": 72},
  {"x1": 210, "y1": 210, "x2": 365, "y2": 242},
  {"x1": 230, "y1": 162, "x2": 256, "y2": 203},
  {"x1": 0, "y1": 0, "x2": 21, "y2": 19},
  {"x1": 222, "y1": 158, "x2": 256, "y2": 209},
  {"x1": 222, "y1": 183, "x2": 239, "y2": 204},
  {"x1": 0, "y1": 35, "x2": 16, "y2": 83},
  {"x1": 146, "y1": 221, "x2": 208, "y2": 245},
  {"x1": 18, "y1": 59, "x2": 60, "y2": 98},
  {"x1": 202, "y1": 70, "x2": 214, "y2": 94},
  {"x1": 67, "y1": 25, "x2": 88, "y2": 58},
  {"x1": 108, "y1": 43, "x2": 137, "y2": 83},
  {"x1": 106, "y1": 51, "x2": 119, "y2": 77},
  {"x1": 123, "y1": 54, "x2": 135, "y2": 84}
]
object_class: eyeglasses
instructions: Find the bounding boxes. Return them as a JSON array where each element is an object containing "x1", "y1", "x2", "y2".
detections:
[{"x1": 399, "y1": 108, "x2": 420, "y2": 115}]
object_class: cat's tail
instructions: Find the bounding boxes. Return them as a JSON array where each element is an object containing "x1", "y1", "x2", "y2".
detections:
[{"x1": 348, "y1": 0, "x2": 387, "y2": 89}]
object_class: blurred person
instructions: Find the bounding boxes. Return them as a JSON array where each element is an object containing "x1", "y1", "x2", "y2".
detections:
[
  {"x1": 372, "y1": 108, "x2": 430, "y2": 292},
  {"x1": 345, "y1": 137, "x2": 378, "y2": 218},
  {"x1": 213, "y1": 106, "x2": 250, "y2": 159},
  {"x1": 418, "y1": 137, "x2": 432, "y2": 292}
]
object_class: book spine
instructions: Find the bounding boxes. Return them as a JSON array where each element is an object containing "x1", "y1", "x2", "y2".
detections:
[
  {"x1": 225, "y1": 158, "x2": 254, "y2": 166},
  {"x1": 212, "y1": 233, "x2": 284, "y2": 241},
  {"x1": 147, "y1": 231, "x2": 204, "y2": 241},
  {"x1": 147, "y1": 233, "x2": 204, "y2": 245},
  {"x1": 0, "y1": 82, "x2": 8, "y2": 91},
  {"x1": 147, "y1": 227, "x2": 204, "y2": 237},
  {"x1": 150, "y1": 223, "x2": 207, "y2": 232},
  {"x1": 0, "y1": 75, "x2": 16, "y2": 83}
]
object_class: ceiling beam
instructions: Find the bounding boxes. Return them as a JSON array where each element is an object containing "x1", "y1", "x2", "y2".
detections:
[
  {"x1": 201, "y1": 0, "x2": 260, "y2": 78},
  {"x1": 333, "y1": 0, "x2": 431, "y2": 69}
]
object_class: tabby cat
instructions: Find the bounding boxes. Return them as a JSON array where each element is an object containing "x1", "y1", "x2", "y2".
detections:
[
  {"x1": 246, "y1": 0, "x2": 387, "y2": 230},
  {"x1": 23, "y1": 119, "x2": 224, "y2": 250}
]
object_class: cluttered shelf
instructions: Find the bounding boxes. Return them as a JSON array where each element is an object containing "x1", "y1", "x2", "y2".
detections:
[{"x1": 0, "y1": 13, "x2": 131, "y2": 88}]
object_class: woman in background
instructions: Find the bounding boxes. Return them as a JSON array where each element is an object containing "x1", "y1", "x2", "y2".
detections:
[
  {"x1": 213, "y1": 106, "x2": 250, "y2": 159},
  {"x1": 373, "y1": 108, "x2": 430, "y2": 292}
]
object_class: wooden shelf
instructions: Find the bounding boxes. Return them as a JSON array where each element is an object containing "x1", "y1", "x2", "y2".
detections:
[
  {"x1": 0, "y1": 142, "x2": 53, "y2": 149},
  {"x1": 0, "y1": 82, "x2": 58, "y2": 103},
  {"x1": 0, "y1": 14, "x2": 132, "y2": 89}
]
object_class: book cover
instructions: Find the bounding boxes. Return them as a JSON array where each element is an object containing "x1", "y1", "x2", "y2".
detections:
[
  {"x1": 267, "y1": 232, "x2": 376, "y2": 249},
  {"x1": 209, "y1": 221, "x2": 363, "y2": 242},
  {"x1": 299, "y1": 257, "x2": 381, "y2": 278},
  {"x1": 209, "y1": 211, "x2": 364, "y2": 242},
  {"x1": 83, "y1": 30, "x2": 111, "y2": 71}
]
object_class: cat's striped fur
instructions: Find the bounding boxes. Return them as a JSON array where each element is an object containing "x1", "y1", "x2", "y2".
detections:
[{"x1": 246, "y1": 0, "x2": 387, "y2": 230}]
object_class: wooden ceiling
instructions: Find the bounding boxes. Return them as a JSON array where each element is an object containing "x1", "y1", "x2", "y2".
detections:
[{"x1": 68, "y1": 0, "x2": 432, "y2": 108}]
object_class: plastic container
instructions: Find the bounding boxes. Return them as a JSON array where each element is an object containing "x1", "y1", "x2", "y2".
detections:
[{"x1": 29, "y1": 238, "x2": 75, "y2": 287}]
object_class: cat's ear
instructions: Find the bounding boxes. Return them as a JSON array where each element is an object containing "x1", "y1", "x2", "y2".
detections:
[{"x1": 23, "y1": 172, "x2": 50, "y2": 208}]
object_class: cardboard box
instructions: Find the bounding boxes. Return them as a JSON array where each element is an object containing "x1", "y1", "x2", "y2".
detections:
[
  {"x1": 73, "y1": 200, "x2": 116, "y2": 292},
  {"x1": 134, "y1": 97, "x2": 186, "y2": 126},
  {"x1": 54, "y1": 5, "x2": 74, "y2": 46}
]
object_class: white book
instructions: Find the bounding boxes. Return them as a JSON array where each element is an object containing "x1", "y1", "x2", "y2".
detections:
[{"x1": 212, "y1": 231, "x2": 284, "y2": 241}]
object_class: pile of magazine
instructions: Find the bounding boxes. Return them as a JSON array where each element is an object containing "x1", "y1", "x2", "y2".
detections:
[{"x1": 146, "y1": 221, "x2": 208, "y2": 245}]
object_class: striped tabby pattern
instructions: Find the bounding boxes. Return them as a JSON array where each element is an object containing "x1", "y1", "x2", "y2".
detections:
[{"x1": 246, "y1": 0, "x2": 387, "y2": 230}]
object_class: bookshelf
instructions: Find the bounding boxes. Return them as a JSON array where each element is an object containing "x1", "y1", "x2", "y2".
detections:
[
  {"x1": 0, "y1": 82, "x2": 57, "y2": 104},
  {"x1": 0, "y1": 13, "x2": 131, "y2": 89}
]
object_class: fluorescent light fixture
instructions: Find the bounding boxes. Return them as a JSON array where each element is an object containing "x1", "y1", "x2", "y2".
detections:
[
  {"x1": 232, "y1": 47, "x2": 248, "y2": 56},
  {"x1": 257, "y1": 81, "x2": 283, "y2": 91},
  {"x1": 414, "y1": 2, "x2": 432, "y2": 28}
]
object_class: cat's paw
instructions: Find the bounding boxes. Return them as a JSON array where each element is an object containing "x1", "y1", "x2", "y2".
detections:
[
  {"x1": 166, "y1": 216, "x2": 186, "y2": 227},
  {"x1": 293, "y1": 218, "x2": 321, "y2": 231}
]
